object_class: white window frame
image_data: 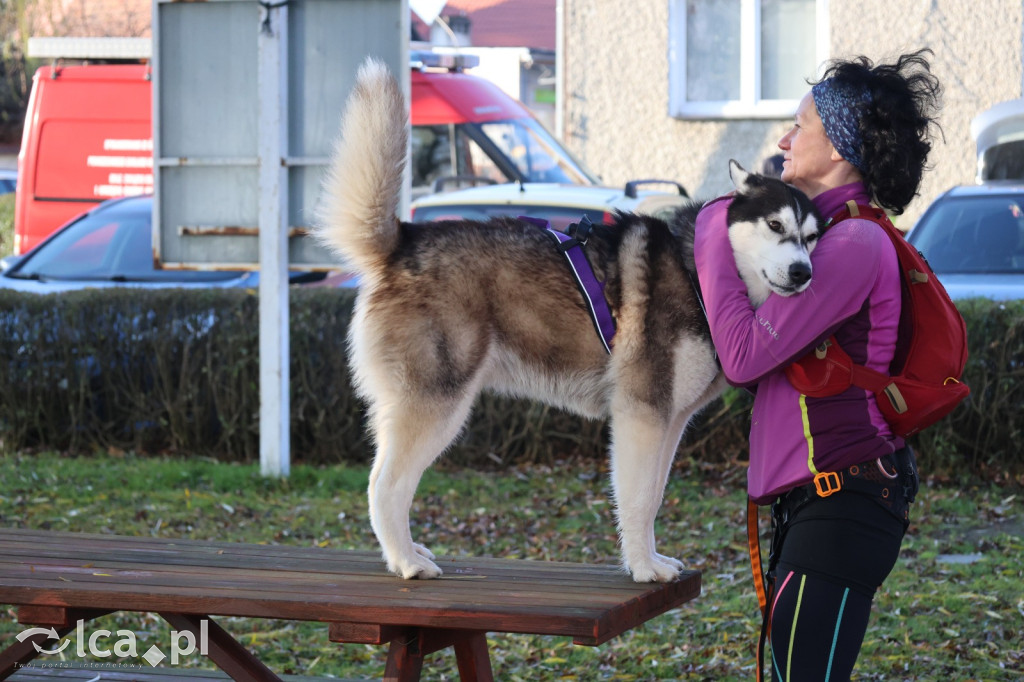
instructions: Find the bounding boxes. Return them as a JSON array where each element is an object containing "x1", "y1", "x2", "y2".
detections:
[{"x1": 668, "y1": 0, "x2": 831, "y2": 120}]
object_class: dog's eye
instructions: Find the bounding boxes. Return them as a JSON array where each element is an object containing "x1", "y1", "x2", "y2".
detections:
[
  {"x1": 767, "y1": 220, "x2": 784, "y2": 234},
  {"x1": 806, "y1": 233, "x2": 819, "y2": 243}
]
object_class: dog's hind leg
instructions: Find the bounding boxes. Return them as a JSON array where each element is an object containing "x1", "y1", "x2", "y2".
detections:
[
  {"x1": 367, "y1": 394, "x2": 476, "y2": 579},
  {"x1": 608, "y1": 338, "x2": 725, "y2": 582},
  {"x1": 608, "y1": 404, "x2": 690, "y2": 582}
]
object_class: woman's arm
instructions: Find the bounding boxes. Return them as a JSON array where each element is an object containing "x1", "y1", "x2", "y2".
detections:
[{"x1": 694, "y1": 197, "x2": 883, "y2": 385}]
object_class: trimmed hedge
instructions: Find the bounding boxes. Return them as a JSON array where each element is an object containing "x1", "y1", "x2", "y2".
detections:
[{"x1": 0, "y1": 288, "x2": 1021, "y2": 480}]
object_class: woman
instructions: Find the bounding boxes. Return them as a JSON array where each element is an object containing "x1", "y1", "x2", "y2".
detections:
[{"x1": 694, "y1": 50, "x2": 942, "y2": 680}]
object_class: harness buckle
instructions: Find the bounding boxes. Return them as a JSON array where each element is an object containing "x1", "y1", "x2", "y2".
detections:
[
  {"x1": 567, "y1": 214, "x2": 594, "y2": 246},
  {"x1": 813, "y1": 471, "x2": 843, "y2": 498}
]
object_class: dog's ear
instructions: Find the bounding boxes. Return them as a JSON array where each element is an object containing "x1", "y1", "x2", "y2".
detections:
[{"x1": 728, "y1": 159, "x2": 752, "y2": 191}]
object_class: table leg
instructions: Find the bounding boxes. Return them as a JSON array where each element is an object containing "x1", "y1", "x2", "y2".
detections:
[
  {"x1": 0, "y1": 624, "x2": 76, "y2": 680},
  {"x1": 0, "y1": 607, "x2": 110, "y2": 679},
  {"x1": 382, "y1": 632, "x2": 425, "y2": 682},
  {"x1": 453, "y1": 631, "x2": 494, "y2": 682},
  {"x1": 381, "y1": 628, "x2": 493, "y2": 682},
  {"x1": 160, "y1": 612, "x2": 282, "y2": 682}
]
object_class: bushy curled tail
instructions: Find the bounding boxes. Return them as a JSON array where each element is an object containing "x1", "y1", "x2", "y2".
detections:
[{"x1": 313, "y1": 58, "x2": 407, "y2": 278}]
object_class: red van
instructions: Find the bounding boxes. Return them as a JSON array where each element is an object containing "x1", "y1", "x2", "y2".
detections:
[
  {"x1": 15, "y1": 52, "x2": 594, "y2": 254},
  {"x1": 408, "y1": 52, "x2": 597, "y2": 197},
  {"x1": 14, "y1": 64, "x2": 152, "y2": 254}
]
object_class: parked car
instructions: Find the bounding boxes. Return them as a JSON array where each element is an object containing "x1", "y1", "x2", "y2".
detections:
[
  {"x1": 907, "y1": 182, "x2": 1024, "y2": 300},
  {"x1": 0, "y1": 195, "x2": 330, "y2": 293},
  {"x1": 410, "y1": 180, "x2": 691, "y2": 230},
  {"x1": 0, "y1": 168, "x2": 16, "y2": 195}
]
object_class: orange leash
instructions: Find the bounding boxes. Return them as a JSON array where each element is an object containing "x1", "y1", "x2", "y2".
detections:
[
  {"x1": 747, "y1": 498, "x2": 767, "y2": 615},
  {"x1": 747, "y1": 498, "x2": 772, "y2": 682}
]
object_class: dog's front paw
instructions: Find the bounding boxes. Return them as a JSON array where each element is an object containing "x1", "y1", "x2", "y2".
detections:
[
  {"x1": 412, "y1": 542, "x2": 436, "y2": 560},
  {"x1": 654, "y1": 552, "x2": 685, "y2": 573},
  {"x1": 628, "y1": 554, "x2": 684, "y2": 583},
  {"x1": 389, "y1": 554, "x2": 443, "y2": 579}
]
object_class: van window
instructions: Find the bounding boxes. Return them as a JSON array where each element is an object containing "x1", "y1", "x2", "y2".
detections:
[
  {"x1": 477, "y1": 118, "x2": 590, "y2": 185},
  {"x1": 980, "y1": 140, "x2": 1024, "y2": 181},
  {"x1": 410, "y1": 118, "x2": 597, "y2": 197},
  {"x1": 411, "y1": 124, "x2": 507, "y2": 195}
]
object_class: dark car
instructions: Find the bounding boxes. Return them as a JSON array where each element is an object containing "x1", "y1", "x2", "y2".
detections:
[
  {"x1": 907, "y1": 183, "x2": 1024, "y2": 300},
  {"x1": 0, "y1": 195, "x2": 332, "y2": 293}
]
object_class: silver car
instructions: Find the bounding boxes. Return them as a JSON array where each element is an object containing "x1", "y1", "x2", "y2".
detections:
[{"x1": 907, "y1": 182, "x2": 1024, "y2": 300}]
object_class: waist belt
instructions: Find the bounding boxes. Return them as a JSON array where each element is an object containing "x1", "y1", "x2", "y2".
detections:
[{"x1": 775, "y1": 446, "x2": 919, "y2": 527}]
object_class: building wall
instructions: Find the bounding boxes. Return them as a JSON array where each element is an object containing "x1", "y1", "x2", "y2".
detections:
[
  {"x1": 25, "y1": 0, "x2": 151, "y2": 38},
  {"x1": 562, "y1": 0, "x2": 1024, "y2": 225}
]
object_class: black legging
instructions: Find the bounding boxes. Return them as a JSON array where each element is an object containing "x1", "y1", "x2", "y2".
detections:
[{"x1": 769, "y1": 490, "x2": 907, "y2": 682}]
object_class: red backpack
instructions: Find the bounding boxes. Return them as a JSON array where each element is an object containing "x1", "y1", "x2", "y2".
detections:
[{"x1": 784, "y1": 201, "x2": 970, "y2": 437}]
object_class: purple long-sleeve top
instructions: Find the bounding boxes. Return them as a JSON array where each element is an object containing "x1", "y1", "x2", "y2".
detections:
[{"x1": 695, "y1": 182, "x2": 905, "y2": 504}]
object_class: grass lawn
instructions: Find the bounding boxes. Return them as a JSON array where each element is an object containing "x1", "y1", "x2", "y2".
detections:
[{"x1": 1, "y1": 451, "x2": 1021, "y2": 680}]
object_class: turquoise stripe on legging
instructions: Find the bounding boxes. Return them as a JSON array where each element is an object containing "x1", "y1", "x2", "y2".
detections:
[{"x1": 824, "y1": 587, "x2": 850, "y2": 682}]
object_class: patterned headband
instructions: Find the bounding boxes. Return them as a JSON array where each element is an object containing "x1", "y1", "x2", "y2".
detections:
[{"x1": 811, "y1": 78, "x2": 872, "y2": 172}]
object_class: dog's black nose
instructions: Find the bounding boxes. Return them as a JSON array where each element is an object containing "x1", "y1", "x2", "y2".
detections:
[{"x1": 789, "y1": 262, "x2": 812, "y2": 286}]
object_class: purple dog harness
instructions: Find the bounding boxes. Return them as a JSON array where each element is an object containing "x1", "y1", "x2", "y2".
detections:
[{"x1": 519, "y1": 215, "x2": 617, "y2": 354}]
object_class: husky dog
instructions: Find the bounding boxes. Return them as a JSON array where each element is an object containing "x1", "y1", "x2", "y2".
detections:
[{"x1": 314, "y1": 59, "x2": 823, "y2": 582}]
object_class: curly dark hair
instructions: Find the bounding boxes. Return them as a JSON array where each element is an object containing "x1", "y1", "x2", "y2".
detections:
[{"x1": 813, "y1": 49, "x2": 942, "y2": 214}]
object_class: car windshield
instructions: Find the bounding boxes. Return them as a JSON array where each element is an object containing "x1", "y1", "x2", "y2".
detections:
[
  {"x1": 910, "y1": 195, "x2": 1024, "y2": 274},
  {"x1": 476, "y1": 118, "x2": 595, "y2": 186},
  {"x1": 13, "y1": 203, "x2": 245, "y2": 282},
  {"x1": 410, "y1": 118, "x2": 598, "y2": 197}
]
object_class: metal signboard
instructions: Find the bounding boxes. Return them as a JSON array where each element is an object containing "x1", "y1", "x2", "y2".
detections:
[
  {"x1": 153, "y1": 0, "x2": 408, "y2": 271},
  {"x1": 153, "y1": 0, "x2": 408, "y2": 477}
]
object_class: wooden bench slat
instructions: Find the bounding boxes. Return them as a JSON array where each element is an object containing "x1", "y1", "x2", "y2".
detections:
[
  {"x1": 0, "y1": 548, "x2": 649, "y2": 596},
  {"x1": 0, "y1": 533, "x2": 693, "y2": 605},
  {"x1": 0, "y1": 531, "x2": 630, "y2": 581},
  {"x1": 0, "y1": 530, "x2": 700, "y2": 645},
  {"x1": 0, "y1": 553, "x2": 677, "y2": 609}
]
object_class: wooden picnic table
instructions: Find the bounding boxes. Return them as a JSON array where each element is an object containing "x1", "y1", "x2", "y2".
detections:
[{"x1": 0, "y1": 529, "x2": 701, "y2": 681}]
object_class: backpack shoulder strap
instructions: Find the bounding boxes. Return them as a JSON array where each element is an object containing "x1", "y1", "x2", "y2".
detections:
[
  {"x1": 831, "y1": 200, "x2": 889, "y2": 230},
  {"x1": 823, "y1": 201, "x2": 905, "y2": 391}
]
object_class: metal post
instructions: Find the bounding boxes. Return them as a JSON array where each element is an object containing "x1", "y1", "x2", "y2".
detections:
[{"x1": 257, "y1": 3, "x2": 290, "y2": 478}]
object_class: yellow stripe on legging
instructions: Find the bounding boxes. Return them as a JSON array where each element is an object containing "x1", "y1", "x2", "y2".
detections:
[
  {"x1": 799, "y1": 394, "x2": 819, "y2": 476},
  {"x1": 786, "y1": 574, "x2": 808, "y2": 682}
]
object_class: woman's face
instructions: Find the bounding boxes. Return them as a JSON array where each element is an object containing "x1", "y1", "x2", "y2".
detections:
[{"x1": 778, "y1": 92, "x2": 839, "y2": 197}]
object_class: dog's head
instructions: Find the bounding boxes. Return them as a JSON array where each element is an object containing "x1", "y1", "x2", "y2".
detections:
[{"x1": 726, "y1": 160, "x2": 825, "y2": 307}]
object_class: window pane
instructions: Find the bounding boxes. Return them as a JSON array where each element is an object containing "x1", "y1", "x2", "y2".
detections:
[
  {"x1": 761, "y1": 0, "x2": 817, "y2": 99},
  {"x1": 686, "y1": 0, "x2": 741, "y2": 101},
  {"x1": 477, "y1": 119, "x2": 592, "y2": 184},
  {"x1": 982, "y1": 140, "x2": 1024, "y2": 181}
]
